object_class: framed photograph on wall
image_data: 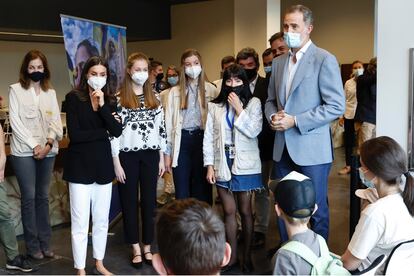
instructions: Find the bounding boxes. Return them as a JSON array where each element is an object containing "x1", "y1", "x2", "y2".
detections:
[{"x1": 408, "y1": 48, "x2": 414, "y2": 169}]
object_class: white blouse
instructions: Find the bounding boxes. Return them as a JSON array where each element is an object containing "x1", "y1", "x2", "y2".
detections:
[{"x1": 111, "y1": 94, "x2": 167, "y2": 157}]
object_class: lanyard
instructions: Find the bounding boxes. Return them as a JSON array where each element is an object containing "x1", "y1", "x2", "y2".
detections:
[{"x1": 226, "y1": 103, "x2": 235, "y2": 129}]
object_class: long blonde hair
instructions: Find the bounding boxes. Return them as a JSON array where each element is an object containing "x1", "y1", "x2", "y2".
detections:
[
  {"x1": 119, "y1": 52, "x2": 159, "y2": 109},
  {"x1": 179, "y1": 49, "x2": 208, "y2": 109}
]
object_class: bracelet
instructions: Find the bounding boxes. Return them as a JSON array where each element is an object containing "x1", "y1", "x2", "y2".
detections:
[{"x1": 45, "y1": 141, "x2": 53, "y2": 148}]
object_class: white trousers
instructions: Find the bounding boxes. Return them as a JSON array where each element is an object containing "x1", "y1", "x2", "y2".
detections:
[{"x1": 69, "y1": 182, "x2": 112, "y2": 269}]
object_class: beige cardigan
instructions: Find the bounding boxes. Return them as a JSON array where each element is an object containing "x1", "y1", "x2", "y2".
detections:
[
  {"x1": 164, "y1": 82, "x2": 218, "y2": 167},
  {"x1": 9, "y1": 83, "x2": 63, "y2": 157}
]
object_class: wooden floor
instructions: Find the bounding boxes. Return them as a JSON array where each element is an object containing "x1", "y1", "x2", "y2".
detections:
[{"x1": 0, "y1": 147, "x2": 351, "y2": 275}]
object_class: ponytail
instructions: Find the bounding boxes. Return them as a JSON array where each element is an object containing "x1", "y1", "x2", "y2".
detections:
[{"x1": 403, "y1": 172, "x2": 414, "y2": 216}]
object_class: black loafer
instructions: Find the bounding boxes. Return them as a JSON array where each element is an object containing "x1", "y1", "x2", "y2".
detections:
[
  {"x1": 143, "y1": 251, "x2": 152, "y2": 266},
  {"x1": 131, "y1": 254, "x2": 143, "y2": 269}
]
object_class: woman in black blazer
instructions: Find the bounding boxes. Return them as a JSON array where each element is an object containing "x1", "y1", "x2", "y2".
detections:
[{"x1": 63, "y1": 56, "x2": 122, "y2": 275}]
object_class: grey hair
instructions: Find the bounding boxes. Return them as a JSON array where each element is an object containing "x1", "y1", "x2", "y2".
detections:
[{"x1": 285, "y1": 5, "x2": 314, "y2": 26}]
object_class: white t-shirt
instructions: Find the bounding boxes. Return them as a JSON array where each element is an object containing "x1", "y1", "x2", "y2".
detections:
[{"x1": 348, "y1": 193, "x2": 414, "y2": 270}]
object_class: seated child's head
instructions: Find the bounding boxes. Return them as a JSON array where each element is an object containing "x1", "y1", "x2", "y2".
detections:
[
  {"x1": 271, "y1": 171, "x2": 317, "y2": 226},
  {"x1": 153, "y1": 198, "x2": 231, "y2": 275}
]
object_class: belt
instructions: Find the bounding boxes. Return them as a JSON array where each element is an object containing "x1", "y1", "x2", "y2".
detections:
[{"x1": 182, "y1": 128, "x2": 202, "y2": 135}]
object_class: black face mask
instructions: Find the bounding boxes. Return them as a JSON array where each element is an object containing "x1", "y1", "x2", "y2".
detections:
[
  {"x1": 28, "y1": 71, "x2": 45, "y2": 82},
  {"x1": 225, "y1": 84, "x2": 244, "y2": 96},
  {"x1": 244, "y1": 68, "x2": 257, "y2": 81},
  {"x1": 156, "y1": 73, "x2": 164, "y2": 81}
]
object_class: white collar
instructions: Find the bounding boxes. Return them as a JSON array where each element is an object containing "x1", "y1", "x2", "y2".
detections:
[
  {"x1": 249, "y1": 74, "x2": 259, "y2": 93},
  {"x1": 289, "y1": 39, "x2": 313, "y2": 57}
]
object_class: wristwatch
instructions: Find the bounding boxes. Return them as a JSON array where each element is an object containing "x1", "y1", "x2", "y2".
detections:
[{"x1": 45, "y1": 141, "x2": 53, "y2": 148}]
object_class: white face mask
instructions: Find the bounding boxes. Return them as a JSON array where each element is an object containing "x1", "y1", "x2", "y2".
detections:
[
  {"x1": 131, "y1": 71, "x2": 148, "y2": 86},
  {"x1": 353, "y1": 68, "x2": 364, "y2": 77},
  {"x1": 185, "y1": 65, "x2": 202, "y2": 79},
  {"x1": 284, "y1": 32, "x2": 302, "y2": 48},
  {"x1": 87, "y1": 76, "x2": 107, "y2": 90},
  {"x1": 358, "y1": 167, "x2": 376, "y2": 189}
]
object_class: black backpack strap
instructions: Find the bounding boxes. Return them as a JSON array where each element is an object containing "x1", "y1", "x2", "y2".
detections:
[{"x1": 383, "y1": 238, "x2": 414, "y2": 273}]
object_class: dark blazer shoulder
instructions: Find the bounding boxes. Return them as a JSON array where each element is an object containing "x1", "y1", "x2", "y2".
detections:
[
  {"x1": 256, "y1": 75, "x2": 267, "y2": 86},
  {"x1": 253, "y1": 75, "x2": 269, "y2": 102},
  {"x1": 65, "y1": 90, "x2": 83, "y2": 102}
]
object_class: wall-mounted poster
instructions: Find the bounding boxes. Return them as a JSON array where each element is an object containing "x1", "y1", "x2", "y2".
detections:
[{"x1": 60, "y1": 14, "x2": 127, "y2": 94}]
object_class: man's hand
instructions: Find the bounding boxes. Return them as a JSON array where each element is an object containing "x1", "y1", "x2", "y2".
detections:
[{"x1": 270, "y1": 110, "x2": 295, "y2": 131}]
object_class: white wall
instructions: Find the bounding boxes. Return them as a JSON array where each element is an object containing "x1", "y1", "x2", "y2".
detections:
[
  {"x1": 281, "y1": 0, "x2": 375, "y2": 64},
  {"x1": 267, "y1": 0, "x2": 281, "y2": 42},
  {"x1": 376, "y1": 0, "x2": 414, "y2": 151},
  {"x1": 234, "y1": 0, "x2": 267, "y2": 58}
]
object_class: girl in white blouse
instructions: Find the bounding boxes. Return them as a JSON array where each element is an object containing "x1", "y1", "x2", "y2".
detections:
[{"x1": 111, "y1": 52, "x2": 166, "y2": 269}]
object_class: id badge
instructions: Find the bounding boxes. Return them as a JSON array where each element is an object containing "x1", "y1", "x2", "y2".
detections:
[{"x1": 228, "y1": 146, "x2": 235, "y2": 159}]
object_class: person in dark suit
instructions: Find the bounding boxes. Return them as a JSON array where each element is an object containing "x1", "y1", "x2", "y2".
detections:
[
  {"x1": 236, "y1": 47, "x2": 273, "y2": 248},
  {"x1": 265, "y1": 5, "x2": 345, "y2": 242},
  {"x1": 63, "y1": 56, "x2": 122, "y2": 275},
  {"x1": 354, "y1": 57, "x2": 377, "y2": 148}
]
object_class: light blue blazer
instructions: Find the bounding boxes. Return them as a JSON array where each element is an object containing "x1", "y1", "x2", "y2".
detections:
[{"x1": 265, "y1": 43, "x2": 345, "y2": 166}]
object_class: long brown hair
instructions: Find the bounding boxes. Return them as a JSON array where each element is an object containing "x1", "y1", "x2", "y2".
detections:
[
  {"x1": 179, "y1": 49, "x2": 208, "y2": 109},
  {"x1": 75, "y1": 56, "x2": 115, "y2": 106},
  {"x1": 19, "y1": 49, "x2": 52, "y2": 91},
  {"x1": 360, "y1": 136, "x2": 414, "y2": 216},
  {"x1": 118, "y1": 52, "x2": 159, "y2": 109}
]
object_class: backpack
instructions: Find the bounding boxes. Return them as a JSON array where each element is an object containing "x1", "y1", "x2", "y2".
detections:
[{"x1": 281, "y1": 234, "x2": 351, "y2": 275}]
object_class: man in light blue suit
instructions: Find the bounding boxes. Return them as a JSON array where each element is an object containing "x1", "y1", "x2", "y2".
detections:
[{"x1": 265, "y1": 4, "x2": 345, "y2": 242}]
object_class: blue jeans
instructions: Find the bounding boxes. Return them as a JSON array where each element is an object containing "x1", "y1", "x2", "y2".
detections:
[
  {"x1": 11, "y1": 155, "x2": 55, "y2": 254},
  {"x1": 173, "y1": 129, "x2": 212, "y2": 204},
  {"x1": 273, "y1": 148, "x2": 331, "y2": 242}
]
